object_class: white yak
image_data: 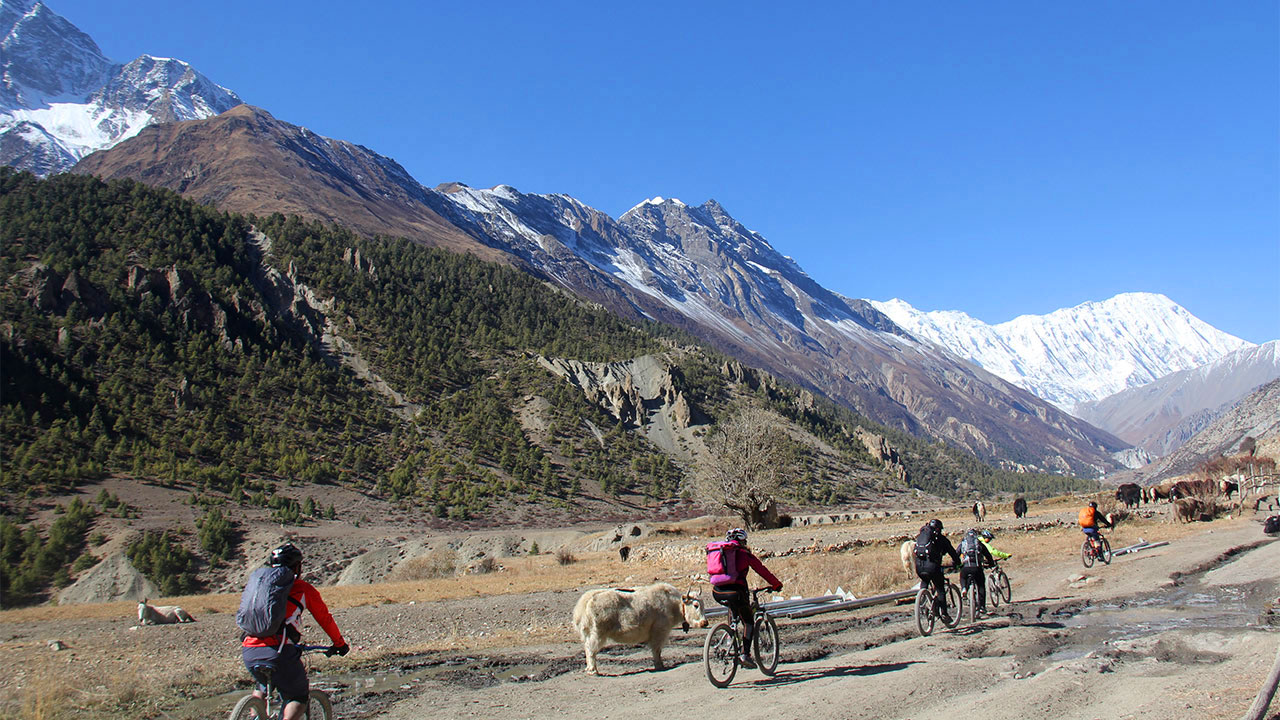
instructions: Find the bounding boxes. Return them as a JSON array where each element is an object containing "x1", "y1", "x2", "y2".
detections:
[{"x1": 572, "y1": 582, "x2": 706, "y2": 675}]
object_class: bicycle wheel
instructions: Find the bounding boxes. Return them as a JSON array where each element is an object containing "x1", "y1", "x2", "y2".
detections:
[
  {"x1": 943, "y1": 583, "x2": 962, "y2": 629},
  {"x1": 753, "y1": 614, "x2": 780, "y2": 676},
  {"x1": 703, "y1": 622, "x2": 738, "y2": 688},
  {"x1": 1098, "y1": 537, "x2": 1112, "y2": 565},
  {"x1": 996, "y1": 570, "x2": 1012, "y2": 603},
  {"x1": 229, "y1": 694, "x2": 267, "y2": 720},
  {"x1": 986, "y1": 573, "x2": 1001, "y2": 608},
  {"x1": 1081, "y1": 539, "x2": 1095, "y2": 568},
  {"x1": 914, "y1": 586, "x2": 935, "y2": 637},
  {"x1": 964, "y1": 581, "x2": 977, "y2": 624},
  {"x1": 306, "y1": 690, "x2": 333, "y2": 720}
]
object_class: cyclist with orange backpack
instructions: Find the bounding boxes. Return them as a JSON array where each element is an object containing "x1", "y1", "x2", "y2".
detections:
[
  {"x1": 1078, "y1": 501, "x2": 1112, "y2": 553},
  {"x1": 707, "y1": 528, "x2": 783, "y2": 668}
]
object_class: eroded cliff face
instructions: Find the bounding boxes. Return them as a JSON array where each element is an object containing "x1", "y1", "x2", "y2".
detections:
[{"x1": 535, "y1": 353, "x2": 708, "y2": 464}]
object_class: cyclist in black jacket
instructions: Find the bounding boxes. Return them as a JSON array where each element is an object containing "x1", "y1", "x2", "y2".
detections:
[
  {"x1": 958, "y1": 528, "x2": 997, "y2": 616},
  {"x1": 913, "y1": 519, "x2": 961, "y2": 620}
]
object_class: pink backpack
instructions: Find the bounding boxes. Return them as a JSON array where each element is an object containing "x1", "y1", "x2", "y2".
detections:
[{"x1": 706, "y1": 541, "x2": 742, "y2": 585}]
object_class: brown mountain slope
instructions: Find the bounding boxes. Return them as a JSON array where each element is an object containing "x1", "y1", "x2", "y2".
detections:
[
  {"x1": 68, "y1": 104, "x2": 1125, "y2": 474},
  {"x1": 72, "y1": 104, "x2": 509, "y2": 264}
]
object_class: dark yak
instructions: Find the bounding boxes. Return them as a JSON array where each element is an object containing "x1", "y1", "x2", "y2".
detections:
[{"x1": 1115, "y1": 483, "x2": 1142, "y2": 509}]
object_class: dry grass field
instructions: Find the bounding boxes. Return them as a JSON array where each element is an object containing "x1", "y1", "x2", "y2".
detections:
[{"x1": 1, "y1": 492, "x2": 1252, "y2": 720}]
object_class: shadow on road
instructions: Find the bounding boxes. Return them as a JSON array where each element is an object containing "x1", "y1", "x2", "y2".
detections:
[{"x1": 742, "y1": 660, "x2": 921, "y2": 688}]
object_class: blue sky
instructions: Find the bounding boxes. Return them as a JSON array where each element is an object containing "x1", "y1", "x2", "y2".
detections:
[{"x1": 50, "y1": 1, "x2": 1279, "y2": 343}]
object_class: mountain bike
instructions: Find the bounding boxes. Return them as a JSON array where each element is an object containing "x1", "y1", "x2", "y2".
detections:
[
  {"x1": 914, "y1": 568, "x2": 962, "y2": 637},
  {"x1": 703, "y1": 587, "x2": 780, "y2": 688},
  {"x1": 1080, "y1": 533, "x2": 1112, "y2": 568},
  {"x1": 230, "y1": 645, "x2": 334, "y2": 720},
  {"x1": 986, "y1": 562, "x2": 1011, "y2": 606}
]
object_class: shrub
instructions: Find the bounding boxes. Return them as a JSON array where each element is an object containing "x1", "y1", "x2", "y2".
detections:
[
  {"x1": 389, "y1": 549, "x2": 457, "y2": 581},
  {"x1": 555, "y1": 548, "x2": 576, "y2": 566}
]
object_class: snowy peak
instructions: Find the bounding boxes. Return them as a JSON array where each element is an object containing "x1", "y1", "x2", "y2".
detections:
[
  {"x1": 871, "y1": 292, "x2": 1252, "y2": 410},
  {"x1": 1, "y1": 0, "x2": 112, "y2": 108},
  {"x1": 92, "y1": 55, "x2": 240, "y2": 121},
  {"x1": 0, "y1": 0, "x2": 241, "y2": 174}
]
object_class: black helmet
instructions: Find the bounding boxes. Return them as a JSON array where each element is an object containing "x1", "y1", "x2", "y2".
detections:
[
  {"x1": 726, "y1": 527, "x2": 748, "y2": 544},
  {"x1": 1088, "y1": 501, "x2": 1097, "y2": 509},
  {"x1": 270, "y1": 543, "x2": 302, "y2": 568},
  {"x1": 929, "y1": 519, "x2": 943, "y2": 531},
  {"x1": 979, "y1": 530, "x2": 994, "y2": 541}
]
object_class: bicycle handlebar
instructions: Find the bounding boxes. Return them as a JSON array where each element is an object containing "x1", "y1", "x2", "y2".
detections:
[{"x1": 296, "y1": 644, "x2": 333, "y2": 654}]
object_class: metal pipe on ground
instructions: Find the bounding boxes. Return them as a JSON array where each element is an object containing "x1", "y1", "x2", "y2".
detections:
[
  {"x1": 775, "y1": 590, "x2": 918, "y2": 619},
  {"x1": 1112, "y1": 540, "x2": 1170, "y2": 557},
  {"x1": 704, "y1": 594, "x2": 842, "y2": 619},
  {"x1": 706, "y1": 588, "x2": 920, "y2": 620}
]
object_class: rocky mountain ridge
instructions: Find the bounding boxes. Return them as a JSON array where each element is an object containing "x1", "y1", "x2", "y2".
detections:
[
  {"x1": 1075, "y1": 340, "x2": 1280, "y2": 456},
  {"x1": 1, "y1": 0, "x2": 241, "y2": 174},
  {"x1": 1115, "y1": 378, "x2": 1280, "y2": 484},
  {"x1": 74, "y1": 111, "x2": 1129, "y2": 475}
]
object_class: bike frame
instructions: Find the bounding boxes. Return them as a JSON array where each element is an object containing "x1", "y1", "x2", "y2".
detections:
[{"x1": 250, "y1": 645, "x2": 332, "y2": 719}]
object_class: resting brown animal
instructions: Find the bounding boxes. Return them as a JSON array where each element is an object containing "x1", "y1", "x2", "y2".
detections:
[{"x1": 572, "y1": 583, "x2": 706, "y2": 675}]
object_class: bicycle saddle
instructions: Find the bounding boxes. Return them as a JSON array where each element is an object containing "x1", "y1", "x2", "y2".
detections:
[{"x1": 249, "y1": 664, "x2": 276, "y2": 687}]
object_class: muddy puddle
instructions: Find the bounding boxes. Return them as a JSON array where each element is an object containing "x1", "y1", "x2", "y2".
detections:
[
  {"x1": 180, "y1": 655, "x2": 563, "y2": 718},
  {"x1": 1038, "y1": 545, "x2": 1280, "y2": 665}
]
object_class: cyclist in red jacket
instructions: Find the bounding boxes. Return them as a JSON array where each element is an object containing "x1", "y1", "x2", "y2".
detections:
[
  {"x1": 710, "y1": 528, "x2": 783, "y2": 668},
  {"x1": 241, "y1": 544, "x2": 349, "y2": 720}
]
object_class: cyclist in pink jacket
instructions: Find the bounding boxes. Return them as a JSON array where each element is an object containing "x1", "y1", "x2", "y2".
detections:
[{"x1": 709, "y1": 528, "x2": 782, "y2": 668}]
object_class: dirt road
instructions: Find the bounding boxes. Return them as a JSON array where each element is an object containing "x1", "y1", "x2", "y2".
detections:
[
  {"x1": 3, "y1": 514, "x2": 1277, "y2": 720},
  {"x1": 380, "y1": 520, "x2": 1278, "y2": 720}
]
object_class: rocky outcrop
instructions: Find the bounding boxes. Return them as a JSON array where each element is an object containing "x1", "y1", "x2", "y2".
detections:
[
  {"x1": 17, "y1": 262, "x2": 111, "y2": 317},
  {"x1": 536, "y1": 354, "x2": 705, "y2": 431},
  {"x1": 342, "y1": 247, "x2": 377, "y2": 278},
  {"x1": 855, "y1": 427, "x2": 908, "y2": 483},
  {"x1": 57, "y1": 552, "x2": 157, "y2": 605},
  {"x1": 125, "y1": 261, "x2": 238, "y2": 349}
]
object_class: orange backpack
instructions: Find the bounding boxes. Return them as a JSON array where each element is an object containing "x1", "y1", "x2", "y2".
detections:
[{"x1": 1078, "y1": 506, "x2": 1096, "y2": 528}]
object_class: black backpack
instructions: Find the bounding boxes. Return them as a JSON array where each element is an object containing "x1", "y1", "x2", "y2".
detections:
[
  {"x1": 1264, "y1": 515, "x2": 1280, "y2": 536},
  {"x1": 914, "y1": 525, "x2": 937, "y2": 561},
  {"x1": 236, "y1": 565, "x2": 297, "y2": 638}
]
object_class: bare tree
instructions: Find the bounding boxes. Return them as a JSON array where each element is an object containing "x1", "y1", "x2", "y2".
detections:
[{"x1": 690, "y1": 407, "x2": 796, "y2": 529}]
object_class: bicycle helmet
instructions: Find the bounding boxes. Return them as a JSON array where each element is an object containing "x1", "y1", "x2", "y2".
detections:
[
  {"x1": 979, "y1": 530, "x2": 994, "y2": 541},
  {"x1": 1088, "y1": 501, "x2": 1097, "y2": 509},
  {"x1": 269, "y1": 543, "x2": 302, "y2": 568},
  {"x1": 726, "y1": 527, "x2": 748, "y2": 544},
  {"x1": 928, "y1": 518, "x2": 943, "y2": 532}
]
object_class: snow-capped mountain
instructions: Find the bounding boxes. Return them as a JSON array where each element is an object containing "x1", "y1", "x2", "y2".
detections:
[
  {"x1": 423, "y1": 184, "x2": 1126, "y2": 474},
  {"x1": 1075, "y1": 340, "x2": 1280, "y2": 456},
  {"x1": 869, "y1": 294, "x2": 1251, "y2": 411},
  {"x1": 76, "y1": 97, "x2": 1134, "y2": 473},
  {"x1": 0, "y1": 0, "x2": 240, "y2": 175}
]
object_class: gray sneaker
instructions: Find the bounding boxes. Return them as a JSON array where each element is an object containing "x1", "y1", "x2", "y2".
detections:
[{"x1": 738, "y1": 653, "x2": 757, "y2": 668}]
